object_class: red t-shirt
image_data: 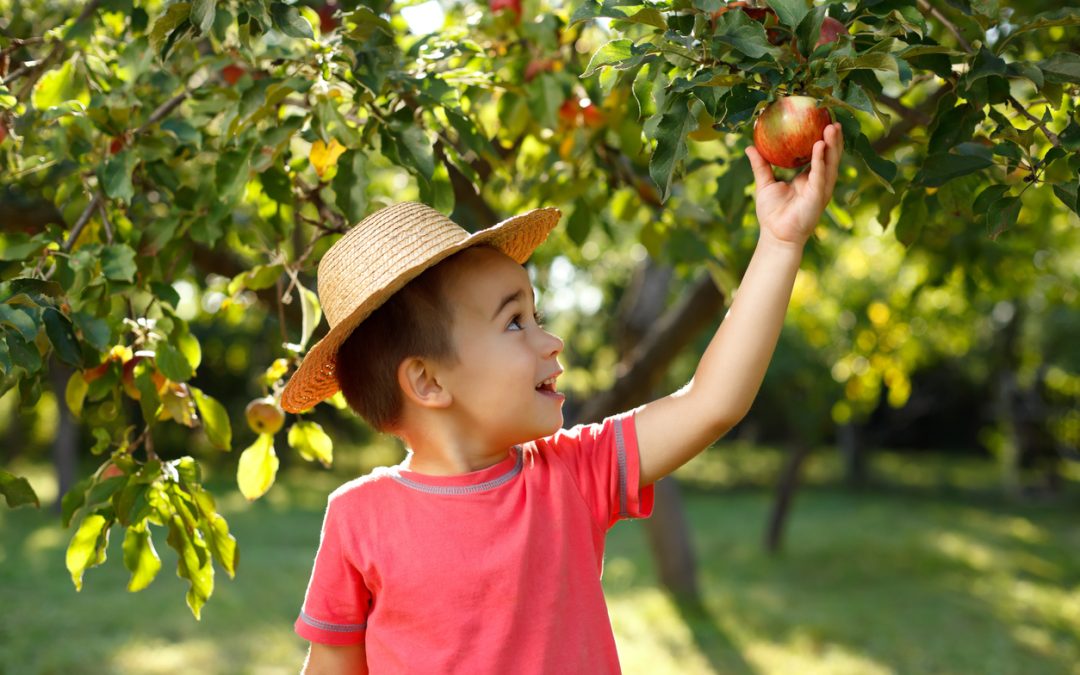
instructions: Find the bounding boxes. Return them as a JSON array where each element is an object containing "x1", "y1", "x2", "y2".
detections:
[{"x1": 295, "y1": 409, "x2": 655, "y2": 673}]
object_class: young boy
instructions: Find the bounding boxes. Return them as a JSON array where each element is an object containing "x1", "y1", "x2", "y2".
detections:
[{"x1": 281, "y1": 124, "x2": 843, "y2": 673}]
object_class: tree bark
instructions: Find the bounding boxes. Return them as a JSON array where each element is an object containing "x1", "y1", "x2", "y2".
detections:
[
  {"x1": 46, "y1": 358, "x2": 79, "y2": 513},
  {"x1": 764, "y1": 440, "x2": 812, "y2": 555}
]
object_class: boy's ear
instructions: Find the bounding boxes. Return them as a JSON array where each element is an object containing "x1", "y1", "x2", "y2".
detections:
[{"x1": 397, "y1": 357, "x2": 452, "y2": 409}]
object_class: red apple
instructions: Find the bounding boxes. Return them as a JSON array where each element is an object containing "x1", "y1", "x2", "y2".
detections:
[
  {"x1": 109, "y1": 135, "x2": 126, "y2": 155},
  {"x1": 317, "y1": 2, "x2": 339, "y2": 32},
  {"x1": 0, "y1": 121, "x2": 7, "y2": 144},
  {"x1": 222, "y1": 64, "x2": 245, "y2": 86},
  {"x1": 490, "y1": 0, "x2": 522, "y2": 21},
  {"x1": 524, "y1": 58, "x2": 553, "y2": 83},
  {"x1": 752, "y1": 96, "x2": 832, "y2": 168},
  {"x1": 816, "y1": 17, "x2": 847, "y2": 48}
]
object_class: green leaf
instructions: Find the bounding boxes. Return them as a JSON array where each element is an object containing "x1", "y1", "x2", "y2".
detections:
[
  {"x1": 332, "y1": 151, "x2": 369, "y2": 224},
  {"x1": 914, "y1": 153, "x2": 994, "y2": 187},
  {"x1": 101, "y1": 244, "x2": 137, "y2": 282},
  {"x1": 996, "y1": 7, "x2": 1080, "y2": 51},
  {"x1": 795, "y1": 5, "x2": 826, "y2": 57},
  {"x1": 191, "y1": 386, "x2": 232, "y2": 451},
  {"x1": 394, "y1": 125, "x2": 436, "y2": 186},
  {"x1": 61, "y1": 477, "x2": 92, "y2": 528},
  {"x1": 566, "y1": 200, "x2": 592, "y2": 246},
  {"x1": 31, "y1": 55, "x2": 88, "y2": 111},
  {"x1": 835, "y1": 52, "x2": 899, "y2": 75},
  {"x1": 190, "y1": 0, "x2": 216, "y2": 34},
  {"x1": 100, "y1": 150, "x2": 137, "y2": 203},
  {"x1": 157, "y1": 342, "x2": 193, "y2": 382},
  {"x1": 649, "y1": 93, "x2": 694, "y2": 203},
  {"x1": 767, "y1": 0, "x2": 808, "y2": 28},
  {"x1": 65, "y1": 370, "x2": 89, "y2": 419},
  {"x1": 928, "y1": 103, "x2": 982, "y2": 154},
  {"x1": 43, "y1": 307, "x2": 83, "y2": 368},
  {"x1": 66, "y1": 514, "x2": 110, "y2": 591},
  {"x1": 216, "y1": 146, "x2": 253, "y2": 198},
  {"x1": 288, "y1": 420, "x2": 334, "y2": 467},
  {"x1": 972, "y1": 184, "x2": 1011, "y2": 218},
  {"x1": 72, "y1": 311, "x2": 111, "y2": 351},
  {"x1": 986, "y1": 195, "x2": 1021, "y2": 239},
  {"x1": 1051, "y1": 177, "x2": 1079, "y2": 217},
  {"x1": 149, "y1": 3, "x2": 192, "y2": 57},
  {"x1": 895, "y1": 189, "x2": 928, "y2": 247},
  {"x1": 237, "y1": 433, "x2": 279, "y2": 500},
  {"x1": 0, "y1": 469, "x2": 39, "y2": 508},
  {"x1": 122, "y1": 522, "x2": 162, "y2": 592},
  {"x1": 189, "y1": 486, "x2": 238, "y2": 577},
  {"x1": 0, "y1": 304, "x2": 38, "y2": 342},
  {"x1": 713, "y1": 11, "x2": 779, "y2": 60},
  {"x1": 1037, "y1": 52, "x2": 1080, "y2": 85},
  {"x1": 228, "y1": 264, "x2": 283, "y2": 295},
  {"x1": 582, "y1": 39, "x2": 635, "y2": 78},
  {"x1": 166, "y1": 514, "x2": 214, "y2": 619},
  {"x1": 270, "y1": 1, "x2": 314, "y2": 39},
  {"x1": 299, "y1": 283, "x2": 322, "y2": 352}
]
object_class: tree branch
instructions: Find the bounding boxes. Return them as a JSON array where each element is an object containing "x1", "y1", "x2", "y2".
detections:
[
  {"x1": 62, "y1": 192, "x2": 103, "y2": 251},
  {"x1": 916, "y1": 0, "x2": 971, "y2": 52},
  {"x1": 1007, "y1": 95, "x2": 1062, "y2": 148}
]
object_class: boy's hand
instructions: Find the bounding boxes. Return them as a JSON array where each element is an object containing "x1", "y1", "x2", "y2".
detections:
[{"x1": 745, "y1": 122, "x2": 843, "y2": 248}]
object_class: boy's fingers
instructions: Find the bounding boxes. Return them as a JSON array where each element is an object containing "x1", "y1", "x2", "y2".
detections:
[
  {"x1": 826, "y1": 124, "x2": 842, "y2": 195},
  {"x1": 745, "y1": 146, "x2": 776, "y2": 189},
  {"x1": 809, "y1": 139, "x2": 826, "y2": 198}
]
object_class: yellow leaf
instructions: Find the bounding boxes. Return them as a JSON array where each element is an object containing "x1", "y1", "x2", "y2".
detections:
[
  {"x1": 310, "y1": 139, "x2": 346, "y2": 179},
  {"x1": 237, "y1": 433, "x2": 279, "y2": 500},
  {"x1": 288, "y1": 420, "x2": 333, "y2": 467}
]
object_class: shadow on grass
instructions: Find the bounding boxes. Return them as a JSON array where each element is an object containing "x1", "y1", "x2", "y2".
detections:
[{"x1": 672, "y1": 594, "x2": 757, "y2": 675}]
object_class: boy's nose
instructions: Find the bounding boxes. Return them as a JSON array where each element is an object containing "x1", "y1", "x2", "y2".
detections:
[{"x1": 542, "y1": 329, "x2": 564, "y2": 358}]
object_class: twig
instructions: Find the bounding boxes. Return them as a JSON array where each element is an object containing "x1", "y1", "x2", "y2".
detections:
[
  {"x1": 1, "y1": 63, "x2": 31, "y2": 85},
  {"x1": 877, "y1": 94, "x2": 932, "y2": 127},
  {"x1": 916, "y1": 0, "x2": 971, "y2": 52},
  {"x1": 63, "y1": 192, "x2": 104, "y2": 251},
  {"x1": 97, "y1": 199, "x2": 114, "y2": 244},
  {"x1": 1007, "y1": 95, "x2": 1061, "y2": 148},
  {"x1": 135, "y1": 90, "x2": 189, "y2": 135}
]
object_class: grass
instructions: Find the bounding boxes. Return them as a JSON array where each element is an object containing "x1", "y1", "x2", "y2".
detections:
[{"x1": 2, "y1": 444, "x2": 1078, "y2": 675}]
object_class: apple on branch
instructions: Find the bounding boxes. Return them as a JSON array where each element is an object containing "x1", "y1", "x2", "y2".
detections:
[{"x1": 752, "y1": 96, "x2": 832, "y2": 169}]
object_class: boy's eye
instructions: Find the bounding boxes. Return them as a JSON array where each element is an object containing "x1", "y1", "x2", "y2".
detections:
[{"x1": 507, "y1": 311, "x2": 545, "y2": 331}]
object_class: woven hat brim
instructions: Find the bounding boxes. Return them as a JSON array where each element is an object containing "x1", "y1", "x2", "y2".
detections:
[{"x1": 280, "y1": 206, "x2": 561, "y2": 413}]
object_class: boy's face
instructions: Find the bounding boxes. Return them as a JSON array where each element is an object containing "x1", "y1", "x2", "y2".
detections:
[{"x1": 437, "y1": 247, "x2": 565, "y2": 448}]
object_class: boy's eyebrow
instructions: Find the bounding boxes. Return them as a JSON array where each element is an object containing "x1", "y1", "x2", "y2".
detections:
[
  {"x1": 491, "y1": 289, "x2": 525, "y2": 321},
  {"x1": 490, "y1": 288, "x2": 536, "y2": 321}
]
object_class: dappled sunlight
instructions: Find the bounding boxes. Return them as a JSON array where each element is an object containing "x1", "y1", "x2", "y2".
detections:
[
  {"x1": 740, "y1": 633, "x2": 894, "y2": 675},
  {"x1": 608, "y1": 588, "x2": 723, "y2": 675},
  {"x1": 933, "y1": 531, "x2": 998, "y2": 572},
  {"x1": 111, "y1": 638, "x2": 221, "y2": 674},
  {"x1": 109, "y1": 629, "x2": 304, "y2": 674}
]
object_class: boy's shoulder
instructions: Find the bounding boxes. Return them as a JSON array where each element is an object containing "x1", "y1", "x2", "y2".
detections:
[{"x1": 327, "y1": 464, "x2": 402, "y2": 506}]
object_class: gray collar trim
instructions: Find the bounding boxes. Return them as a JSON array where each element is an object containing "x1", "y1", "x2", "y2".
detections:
[{"x1": 391, "y1": 448, "x2": 523, "y2": 495}]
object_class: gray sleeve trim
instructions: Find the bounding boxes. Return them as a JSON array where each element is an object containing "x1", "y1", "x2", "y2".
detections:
[
  {"x1": 391, "y1": 448, "x2": 523, "y2": 495},
  {"x1": 299, "y1": 610, "x2": 367, "y2": 633},
  {"x1": 614, "y1": 417, "x2": 629, "y2": 518}
]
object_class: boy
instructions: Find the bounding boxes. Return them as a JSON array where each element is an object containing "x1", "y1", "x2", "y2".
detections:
[{"x1": 282, "y1": 124, "x2": 843, "y2": 673}]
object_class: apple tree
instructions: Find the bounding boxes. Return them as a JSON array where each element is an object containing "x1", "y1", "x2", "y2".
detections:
[{"x1": 1, "y1": 0, "x2": 1078, "y2": 615}]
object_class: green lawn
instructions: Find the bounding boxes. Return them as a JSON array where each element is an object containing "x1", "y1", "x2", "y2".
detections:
[{"x1": 2, "y1": 446, "x2": 1078, "y2": 675}]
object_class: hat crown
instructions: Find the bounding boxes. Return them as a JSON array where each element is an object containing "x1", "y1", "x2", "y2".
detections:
[{"x1": 317, "y1": 202, "x2": 467, "y2": 328}]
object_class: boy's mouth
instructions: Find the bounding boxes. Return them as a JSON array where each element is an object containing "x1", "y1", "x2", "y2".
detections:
[{"x1": 535, "y1": 371, "x2": 563, "y2": 395}]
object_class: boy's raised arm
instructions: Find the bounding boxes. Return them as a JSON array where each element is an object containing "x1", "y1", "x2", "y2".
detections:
[{"x1": 634, "y1": 123, "x2": 843, "y2": 488}]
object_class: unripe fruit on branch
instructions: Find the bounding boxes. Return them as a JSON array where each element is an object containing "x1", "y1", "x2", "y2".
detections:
[
  {"x1": 246, "y1": 396, "x2": 285, "y2": 435},
  {"x1": 752, "y1": 96, "x2": 832, "y2": 169}
]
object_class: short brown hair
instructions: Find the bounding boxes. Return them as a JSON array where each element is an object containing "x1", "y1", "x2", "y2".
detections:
[{"x1": 336, "y1": 249, "x2": 475, "y2": 433}]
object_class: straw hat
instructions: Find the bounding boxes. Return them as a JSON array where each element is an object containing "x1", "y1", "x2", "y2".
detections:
[{"x1": 280, "y1": 201, "x2": 562, "y2": 413}]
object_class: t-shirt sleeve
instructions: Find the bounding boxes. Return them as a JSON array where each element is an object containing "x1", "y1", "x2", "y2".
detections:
[
  {"x1": 294, "y1": 495, "x2": 371, "y2": 645},
  {"x1": 547, "y1": 408, "x2": 655, "y2": 531}
]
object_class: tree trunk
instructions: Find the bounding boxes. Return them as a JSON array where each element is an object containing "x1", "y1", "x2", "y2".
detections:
[
  {"x1": 838, "y1": 421, "x2": 868, "y2": 489},
  {"x1": 764, "y1": 440, "x2": 812, "y2": 555},
  {"x1": 46, "y1": 358, "x2": 79, "y2": 513},
  {"x1": 643, "y1": 477, "x2": 701, "y2": 600},
  {"x1": 570, "y1": 265, "x2": 725, "y2": 603}
]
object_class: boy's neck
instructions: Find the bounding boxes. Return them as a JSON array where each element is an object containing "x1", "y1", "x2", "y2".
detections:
[{"x1": 398, "y1": 423, "x2": 514, "y2": 477}]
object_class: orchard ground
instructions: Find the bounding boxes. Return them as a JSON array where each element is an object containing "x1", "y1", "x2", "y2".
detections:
[{"x1": 3, "y1": 440, "x2": 1078, "y2": 675}]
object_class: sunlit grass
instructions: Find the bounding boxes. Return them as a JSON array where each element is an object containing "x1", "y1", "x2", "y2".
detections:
[{"x1": 2, "y1": 444, "x2": 1078, "y2": 674}]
